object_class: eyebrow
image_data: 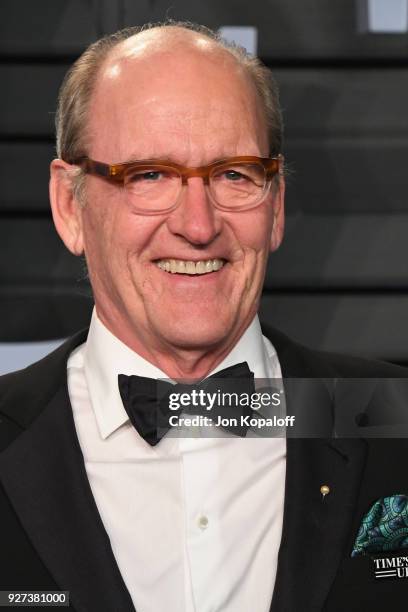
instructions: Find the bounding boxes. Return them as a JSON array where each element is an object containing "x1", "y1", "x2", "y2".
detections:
[
  {"x1": 118, "y1": 153, "x2": 241, "y2": 166},
  {"x1": 121, "y1": 154, "x2": 171, "y2": 163}
]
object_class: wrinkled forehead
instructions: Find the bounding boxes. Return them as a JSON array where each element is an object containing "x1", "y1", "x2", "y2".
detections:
[{"x1": 86, "y1": 29, "x2": 268, "y2": 161}]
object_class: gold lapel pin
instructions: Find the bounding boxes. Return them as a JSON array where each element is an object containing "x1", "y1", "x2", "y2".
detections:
[{"x1": 320, "y1": 485, "x2": 330, "y2": 500}]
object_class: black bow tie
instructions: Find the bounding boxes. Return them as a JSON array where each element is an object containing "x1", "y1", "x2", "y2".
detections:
[{"x1": 118, "y1": 362, "x2": 255, "y2": 446}]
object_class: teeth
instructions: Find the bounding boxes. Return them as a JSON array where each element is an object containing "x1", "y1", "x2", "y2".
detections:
[{"x1": 156, "y1": 258, "x2": 225, "y2": 275}]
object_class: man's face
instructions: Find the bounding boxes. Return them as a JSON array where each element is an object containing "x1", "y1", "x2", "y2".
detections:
[{"x1": 53, "y1": 35, "x2": 284, "y2": 362}]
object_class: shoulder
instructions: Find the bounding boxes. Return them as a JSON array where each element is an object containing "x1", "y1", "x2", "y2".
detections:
[
  {"x1": 0, "y1": 329, "x2": 89, "y2": 446},
  {"x1": 306, "y1": 344, "x2": 407, "y2": 377},
  {"x1": 262, "y1": 323, "x2": 408, "y2": 378}
]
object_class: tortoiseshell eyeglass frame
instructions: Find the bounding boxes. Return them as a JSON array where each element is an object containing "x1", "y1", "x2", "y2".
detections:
[{"x1": 67, "y1": 155, "x2": 282, "y2": 213}]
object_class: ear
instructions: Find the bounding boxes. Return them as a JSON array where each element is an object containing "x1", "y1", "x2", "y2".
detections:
[
  {"x1": 269, "y1": 163, "x2": 285, "y2": 253},
  {"x1": 49, "y1": 158, "x2": 84, "y2": 256}
]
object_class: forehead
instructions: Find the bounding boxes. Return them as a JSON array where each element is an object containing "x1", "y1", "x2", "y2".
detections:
[{"x1": 86, "y1": 33, "x2": 267, "y2": 162}]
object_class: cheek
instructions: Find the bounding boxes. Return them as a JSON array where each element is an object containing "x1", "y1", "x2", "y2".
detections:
[
  {"x1": 82, "y1": 198, "x2": 165, "y2": 291},
  {"x1": 234, "y1": 206, "x2": 274, "y2": 258},
  {"x1": 82, "y1": 205, "x2": 113, "y2": 267},
  {"x1": 235, "y1": 209, "x2": 274, "y2": 298},
  {"x1": 80, "y1": 192, "x2": 127, "y2": 287}
]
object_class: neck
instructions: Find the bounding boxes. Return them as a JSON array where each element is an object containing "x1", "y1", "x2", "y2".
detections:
[{"x1": 95, "y1": 306, "x2": 253, "y2": 380}]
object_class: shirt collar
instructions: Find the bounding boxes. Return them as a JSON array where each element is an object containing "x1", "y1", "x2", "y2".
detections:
[{"x1": 82, "y1": 308, "x2": 280, "y2": 440}]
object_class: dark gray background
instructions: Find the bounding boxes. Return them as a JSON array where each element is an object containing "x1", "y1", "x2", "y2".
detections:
[{"x1": 2, "y1": 0, "x2": 408, "y2": 364}]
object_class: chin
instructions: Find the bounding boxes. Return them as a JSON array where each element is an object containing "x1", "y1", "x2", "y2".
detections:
[{"x1": 153, "y1": 312, "x2": 235, "y2": 351}]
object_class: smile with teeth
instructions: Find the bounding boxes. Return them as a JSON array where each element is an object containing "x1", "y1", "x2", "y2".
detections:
[{"x1": 156, "y1": 258, "x2": 225, "y2": 275}]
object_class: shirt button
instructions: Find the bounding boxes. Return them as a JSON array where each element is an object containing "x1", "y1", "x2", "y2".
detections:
[{"x1": 198, "y1": 515, "x2": 209, "y2": 530}]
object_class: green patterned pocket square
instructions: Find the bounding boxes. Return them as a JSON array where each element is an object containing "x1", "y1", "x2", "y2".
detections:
[{"x1": 352, "y1": 495, "x2": 408, "y2": 557}]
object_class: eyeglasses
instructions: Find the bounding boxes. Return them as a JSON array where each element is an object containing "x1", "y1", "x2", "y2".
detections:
[{"x1": 68, "y1": 155, "x2": 281, "y2": 214}]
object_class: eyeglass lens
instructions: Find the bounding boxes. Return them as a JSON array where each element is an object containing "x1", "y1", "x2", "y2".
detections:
[{"x1": 123, "y1": 162, "x2": 267, "y2": 212}]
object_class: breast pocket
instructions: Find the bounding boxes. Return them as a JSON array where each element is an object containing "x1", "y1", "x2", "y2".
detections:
[{"x1": 323, "y1": 554, "x2": 408, "y2": 612}]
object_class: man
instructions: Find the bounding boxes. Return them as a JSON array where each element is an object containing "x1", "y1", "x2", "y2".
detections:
[{"x1": 1, "y1": 21, "x2": 408, "y2": 612}]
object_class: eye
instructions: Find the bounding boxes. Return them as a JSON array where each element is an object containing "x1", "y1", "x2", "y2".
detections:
[
  {"x1": 211, "y1": 163, "x2": 265, "y2": 191},
  {"x1": 129, "y1": 170, "x2": 163, "y2": 182},
  {"x1": 214, "y1": 167, "x2": 251, "y2": 182},
  {"x1": 223, "y1": 170, "x2": 246, "y2": 181}
]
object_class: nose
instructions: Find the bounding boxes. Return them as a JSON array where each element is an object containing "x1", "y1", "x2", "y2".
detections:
[{"x1": 167, "y1": 176, "x2": 221, "y2": 246}]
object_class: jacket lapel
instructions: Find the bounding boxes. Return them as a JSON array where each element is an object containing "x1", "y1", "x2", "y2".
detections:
[
  {"x1": 264, "y1": 325, "x2": 368, "y2": 611},
  {"x1": 271, "y1": 437, "x2": 367, "y2": 611},
  {"x1": 0, "y1": 332, "x2": 135, "y2": 612}
]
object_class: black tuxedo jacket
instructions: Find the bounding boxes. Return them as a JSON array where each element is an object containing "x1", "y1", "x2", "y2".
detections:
[{"x1": 1, "y1": 325, "x2": 408, "y2": 612}]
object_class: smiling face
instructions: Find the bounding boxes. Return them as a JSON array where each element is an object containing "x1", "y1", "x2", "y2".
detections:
[{"x1": 50, "y1": 29, "x2": 285, "y2": 377}]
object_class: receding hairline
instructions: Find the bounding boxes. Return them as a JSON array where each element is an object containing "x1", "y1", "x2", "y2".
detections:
[
  {"x1": 99, "y1": 25, "x2": 251, "y2": 85},
  {"x1": 87, "y1": 26, "x2": 270, "y2": 161},
  {"x1": 112, "y1": 24, "x2": 223, "y2": 54}
]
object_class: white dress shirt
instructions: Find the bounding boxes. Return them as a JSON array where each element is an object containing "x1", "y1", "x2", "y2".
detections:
[{"x1": 67, "y1": 309, "x2": 286, "y2": 612}]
